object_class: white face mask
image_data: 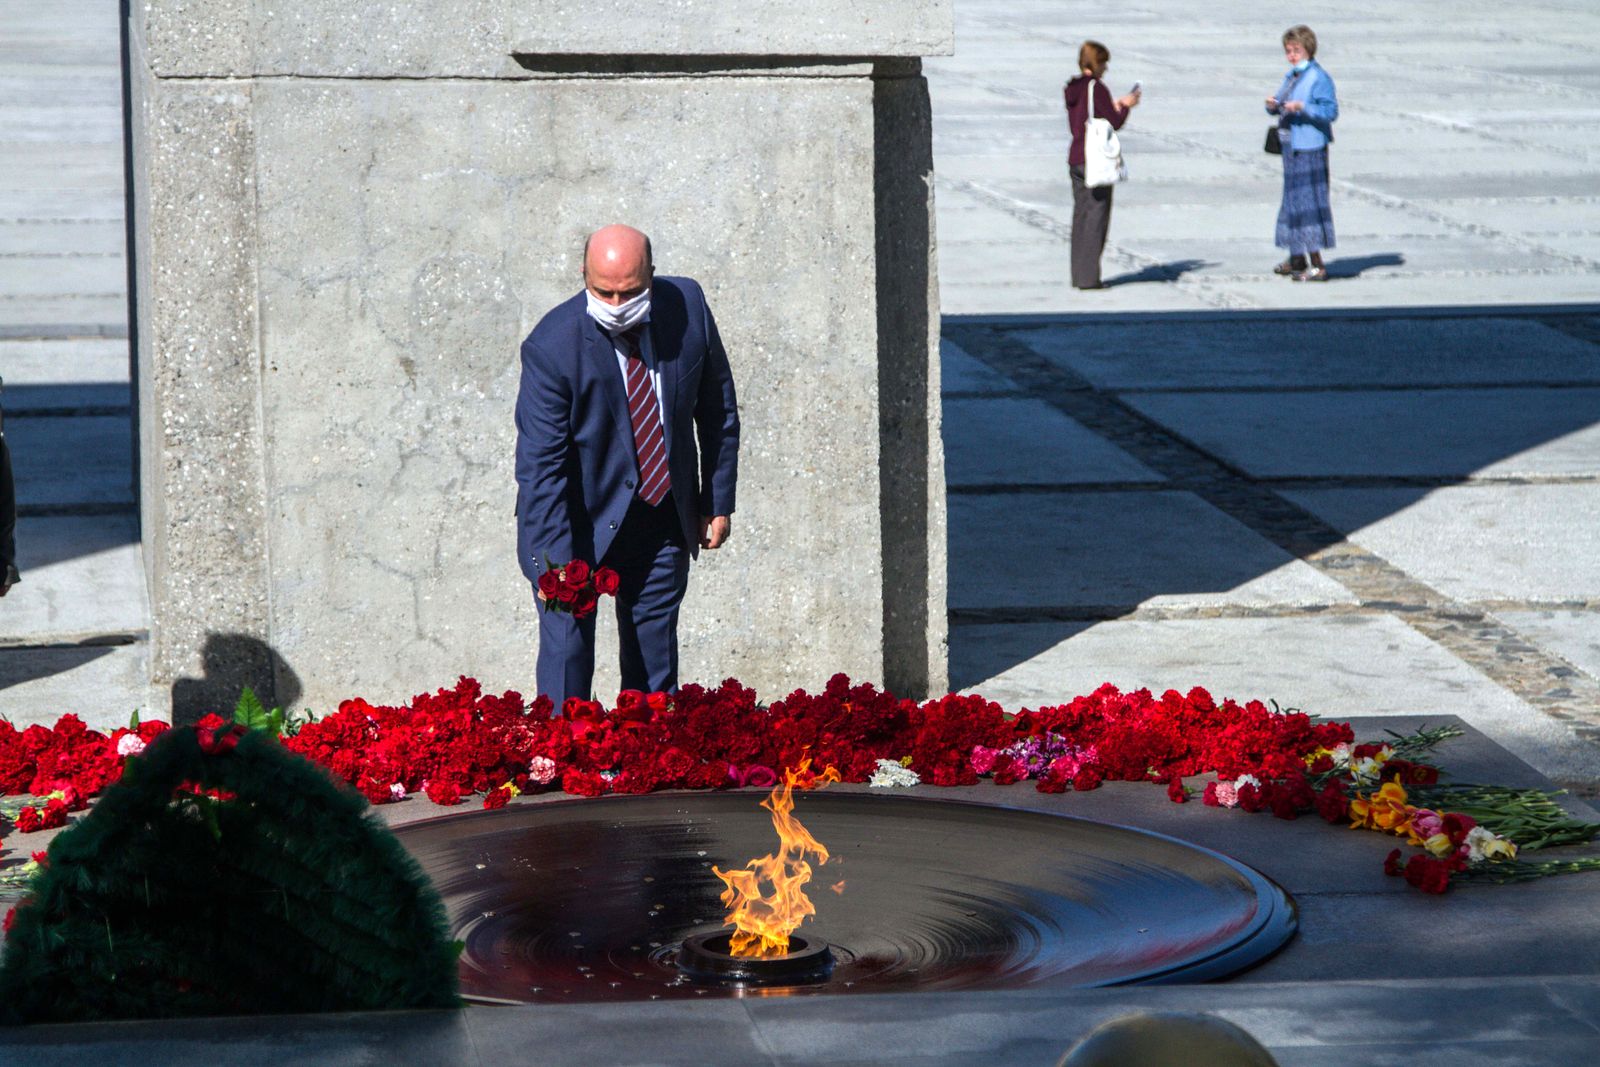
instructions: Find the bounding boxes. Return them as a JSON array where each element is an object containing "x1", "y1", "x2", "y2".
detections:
[{"x1": 585, "y1": 286, "x2": 652, "y2": 335}]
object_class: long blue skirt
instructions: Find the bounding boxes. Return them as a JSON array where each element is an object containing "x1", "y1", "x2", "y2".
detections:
[{"x1": 1275, "y1": 147, "x2": 1335, "y2": 255}]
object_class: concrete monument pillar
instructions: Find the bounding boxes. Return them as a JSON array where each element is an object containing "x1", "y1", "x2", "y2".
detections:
[{"x1": 129, "y1": 1, "x2": 950, "y2": 718}]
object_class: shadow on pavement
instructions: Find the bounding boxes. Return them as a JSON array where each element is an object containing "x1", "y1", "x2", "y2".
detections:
[
  {"x1": 0, "y1": 644, "x2": 116, "y2": 695},
  {"x1": 1324, "y1": 252, "x2": 1405, "y2": 279},
  {"x1": 1104, "y1": 259, "x2": 1212, "y2": 286},
  {"x1": 942, "y1": 303, "x2": 1600, "y2": 691}
]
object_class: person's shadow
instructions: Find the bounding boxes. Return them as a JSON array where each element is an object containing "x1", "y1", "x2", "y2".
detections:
[
  {"x1": 1103, "y1": 259, "x2": 1212, "y2": 286},
  {"x1": 170, "y1": 633, "x2": 302, "y2": 727},
  {"x1": 1324, "y1": 252, "x2": 1405, "y2": 279}
]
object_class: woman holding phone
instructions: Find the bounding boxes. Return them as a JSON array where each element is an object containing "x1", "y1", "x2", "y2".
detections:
[
  {"x1": 1265, "y1": 25, "x2": 1339, "y2": 281},
  {"x1": 1064, "y1": 40, "x2": 1141, "y2": 290}
]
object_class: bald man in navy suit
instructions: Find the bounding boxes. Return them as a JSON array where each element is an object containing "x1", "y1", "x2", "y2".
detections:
[{"x1": 515, "y1": 225, "x2": 740, "y2": 708}]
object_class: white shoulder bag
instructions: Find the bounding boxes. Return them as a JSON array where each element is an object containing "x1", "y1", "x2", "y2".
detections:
[{"x1": 1083, "y1": 79, "x2": 1127, "y2": 188}]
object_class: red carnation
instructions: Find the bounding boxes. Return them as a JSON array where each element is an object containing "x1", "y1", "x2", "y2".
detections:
[
  {"x1": 1071, "y1": 767, "x2": 1102, "y2": 791},
  {"x1": 1403, "y1": 854, "x2": 1453, "y2": 894},
  {"x1": 1236, "y1": 782, "x2": 1265, "y2": 813},
  {"x1": 40, "y1": 797, "x2": 69, "y2": 829},
  {"x1": 1201, "y1": 781, "x2": 1221, "y2": 807},
  {"x1": 1442, "y1": 812, "x2": 1477, "y2": 845},
  {"x1": 15, "y1": 806, "x2": 41, "y2": 833},
  {"x1": 483, "y1": 785, "x2": 513, "y2": 810},
  {"x1": 358, "y1": 778, "x2": 393, "y2": 805},
  {"x1": 1384, "y1": 848, "x2": 1404, "y2": 877},
  {"x1": 992, "y1": 756, "x2": 1027, "y2": 786},
  {"x1": 425, "y1": 779, "x2": 463, "y2": 806},
  {"x1": 1166, "y1": 777, "x2": 1188, "y2": 804},
  {"x1": 1315, "y1": 781, "x2": 1349, "y2": 824},
  {"x1": 561, "y1": 769, "x2": 607, "y2": 797},
  {"x1": 2, "y1": 904, "x2": 20, "y2": 934}
]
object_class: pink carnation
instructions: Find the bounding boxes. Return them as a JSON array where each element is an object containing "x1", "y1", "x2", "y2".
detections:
[
  {"x1": 116, "y1": 734, "x2": 147, "y2": 757},
  {"x1": 969, "y1": 746, "x2": 1000, "y2": 776},
  {"x1": 1212, "y1": 781, "x2": 1240, "y2": 808},
  {"x1": 528, "y1": 756, "x2": 558, "y2": 785}
]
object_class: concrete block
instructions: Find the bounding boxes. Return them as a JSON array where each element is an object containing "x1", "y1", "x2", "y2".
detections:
[
  {"x1": 136, "y1": 1, "x2": 953, "y2": 77},
  {"x1": 131, "y1": 66, "x2": 275, "y2": 719},
  {"x1": 134, "y1": 1, "x2": 950, "y2": 710}
]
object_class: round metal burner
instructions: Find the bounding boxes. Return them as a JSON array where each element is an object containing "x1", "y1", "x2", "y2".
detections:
[
  {"x1": 676, "y1": 932, "x2": 835, "y2": 985},
  {"x1": 392, "y1": 792, "x2": 1295, "y2": 1003}
]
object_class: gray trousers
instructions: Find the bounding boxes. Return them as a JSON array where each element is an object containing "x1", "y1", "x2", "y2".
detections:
[{"x1": 1069, "y1": 165, "x2": 1114, "y2": 288}]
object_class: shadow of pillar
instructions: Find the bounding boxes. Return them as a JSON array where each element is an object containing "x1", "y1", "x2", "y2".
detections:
[
  {"x1": 875, "y1": 61, "x2": 948, "y2": 698},
  {"x1": 169, "y1": 633, "x2": 302, "y2": 727}
]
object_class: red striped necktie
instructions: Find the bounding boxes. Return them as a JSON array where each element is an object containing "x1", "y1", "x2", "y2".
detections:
[{"x1": 618, "y1": 328, "x2": 671, "y2": 506}]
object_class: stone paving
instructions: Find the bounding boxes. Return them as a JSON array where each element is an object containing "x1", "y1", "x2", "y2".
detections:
[
  {"x1": 927, "y1": 0, "x2": 1600, "y2": 314},
  {"x1": 3, "y1": 1, "x2": 1600, "y2": 1063}
]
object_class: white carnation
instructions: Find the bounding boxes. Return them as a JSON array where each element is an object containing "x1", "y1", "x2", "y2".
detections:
[{"x1": 868, "y1": 759, "x2": 921, "y2": 789}]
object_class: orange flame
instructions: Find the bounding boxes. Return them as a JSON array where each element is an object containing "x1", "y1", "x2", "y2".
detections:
[{"x1": 711, "y1": 758, "x2": 840, "y2": 958}]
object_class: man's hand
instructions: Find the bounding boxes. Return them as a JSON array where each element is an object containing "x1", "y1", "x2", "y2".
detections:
[
  {"x1": 1265, "y1": 96, "x2": 1280, "y2": 111},
  {"x1": 700, "y1": 515, "x2": 731, "y2": 550},
  {"x1": 1283, "y1": 99, "x2": 1304, "y2": 114}
]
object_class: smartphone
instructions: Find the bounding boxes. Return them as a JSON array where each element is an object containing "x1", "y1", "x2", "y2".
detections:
[{"x1": 1130, "y1": 81, "x2": 1142, "y2": 93}]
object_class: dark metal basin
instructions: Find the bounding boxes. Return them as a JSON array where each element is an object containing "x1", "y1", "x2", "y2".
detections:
[{"x1": 392, "y1": 791, "x2": 1296, "y2": 1003}]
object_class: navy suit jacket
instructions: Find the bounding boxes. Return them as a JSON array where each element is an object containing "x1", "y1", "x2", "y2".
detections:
[{"x1": 515, "y1": 276, "x2": 740, "y2": 584}]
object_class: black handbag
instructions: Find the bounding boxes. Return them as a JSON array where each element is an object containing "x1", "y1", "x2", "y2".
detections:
[{"x1": 1264, "y1": 125, "x2": 1282, "y2": 154}]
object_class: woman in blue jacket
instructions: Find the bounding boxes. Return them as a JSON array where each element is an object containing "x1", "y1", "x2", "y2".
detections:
[{"x1": 1266, "y1": 25, "x2": 1338, "y2": 281}]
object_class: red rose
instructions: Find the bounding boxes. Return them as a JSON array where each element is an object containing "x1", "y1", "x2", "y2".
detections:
[
  {"x1": 646, "y1": 691, "x2": 671, "y2": 714},
  {"x1": 1166, "y1": 777, "x2": 1188, "y2": 804},
  {"x1": 564, "y1": 698, "x2": 604, "y2": 721},
  {"x1": 554, "y1": 583, "x2": 578, "y2": 604},
  {"x1": 537, "y1": 571, "x2": 562, "y2": 599},
  {"x1": 594, "y1": 567, "x2": 620, "y2": 596},
  {"x1": 564, "y1": 559, "x2": 591, "y2": 586},
  {"x1": 425, "y1": 779, "x2": 463, "y2": 806}
]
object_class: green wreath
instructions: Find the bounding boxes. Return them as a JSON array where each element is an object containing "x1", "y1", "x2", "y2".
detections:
[{"x1": 0, "y1": 722, "x2": 459, "y2": 1023}]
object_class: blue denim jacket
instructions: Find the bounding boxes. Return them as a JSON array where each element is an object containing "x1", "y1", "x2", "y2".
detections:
[{"x1": 1268, "y1": 61, "x2": 1338, "y2": 151}]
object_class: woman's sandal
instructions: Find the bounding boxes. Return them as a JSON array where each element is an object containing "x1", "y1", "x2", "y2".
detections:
[{"x1": 1292, "y1": 266, "x2": 1328, "y2": 282}]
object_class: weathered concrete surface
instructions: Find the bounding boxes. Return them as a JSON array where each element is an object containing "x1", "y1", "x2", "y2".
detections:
[{"x1": 131, "y1": 3, "x2": 952, "y2": 714}]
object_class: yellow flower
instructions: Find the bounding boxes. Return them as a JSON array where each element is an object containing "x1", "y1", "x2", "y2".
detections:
[
  {"x1": 1423, "y1": 833, "x2": 1455, "y2": 857},
  {"x1": 1348, "y1": 780, "x2": 1414, "y2": 835}
]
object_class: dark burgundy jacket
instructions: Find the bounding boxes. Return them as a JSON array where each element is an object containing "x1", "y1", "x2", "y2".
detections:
[{"x1": 1064, "y1": 75, "x2": 1128, "y2": 167}]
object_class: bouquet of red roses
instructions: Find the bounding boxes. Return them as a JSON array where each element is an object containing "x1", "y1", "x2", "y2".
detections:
[{"x1": 538, "y1": 559, "x2": 620, "y2": 620}]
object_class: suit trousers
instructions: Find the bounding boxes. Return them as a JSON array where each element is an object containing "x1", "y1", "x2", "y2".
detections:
[
  {"x1": 535, "y1": 492, "x2": 690, "y2": 710},
  {"x1": 1069, "y1": 165, "x2": 1114, "y2": 288}
]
